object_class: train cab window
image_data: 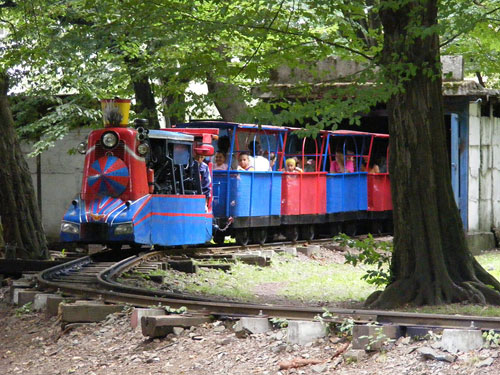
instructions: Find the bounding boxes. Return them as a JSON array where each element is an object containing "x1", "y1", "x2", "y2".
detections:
[
  {"x1": 173, "y1": 144, "x2": 190, "y2": 165},
  {"x1": 148, "y1": 138, "x2": 202, "y2": 195}
]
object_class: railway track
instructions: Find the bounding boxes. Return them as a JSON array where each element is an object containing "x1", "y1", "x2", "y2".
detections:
[{"x1": 36, "y1": 245, "x2": 500, "y2": 331}]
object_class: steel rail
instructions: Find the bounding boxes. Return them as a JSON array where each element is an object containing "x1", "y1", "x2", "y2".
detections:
[{"x1": 37, "y1": 250, "x2": 500, "y2": 331}]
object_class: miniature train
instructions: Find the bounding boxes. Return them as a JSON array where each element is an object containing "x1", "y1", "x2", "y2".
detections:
[{"x1": 60, "y1": 101, "x2": 392, "y2": 248}]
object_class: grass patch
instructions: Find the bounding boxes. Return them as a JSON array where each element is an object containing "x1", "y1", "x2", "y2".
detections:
[
  {"x1": 143, "y1": 254, "x2": 377, "y2": 304},
  {"x1": 476, "y1": 251, "x2": 500, "y2": 281},
  {"x1": 402, "y1": 304, "x2": 500, "y2": 317}
]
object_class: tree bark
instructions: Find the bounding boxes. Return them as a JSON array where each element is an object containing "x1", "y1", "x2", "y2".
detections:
[
  {"x1": 132, "y1": 78, "x2": 160, "y2": 129},
  {"x1": 206, "y1": 74, "x2": 249, "y2": 122},
  {"x1": 0, "y1": 72, "x2": 48, "y2": 259},
  {"x1": 368, "y1": 0, "x2": 500, "y2": 308}
]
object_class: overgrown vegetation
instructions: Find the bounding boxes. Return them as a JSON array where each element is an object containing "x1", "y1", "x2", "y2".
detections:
[{"x1": 340, "y1": 233, "x2": 393, "y2": 286}]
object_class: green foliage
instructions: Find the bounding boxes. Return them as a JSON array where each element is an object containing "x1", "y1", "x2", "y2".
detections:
[
  {"x1": 339, "y1": 233, "x2": 393, "y2": 286},
  {"x1": 164, "y1": 306, "x2": 188, "y2": 314},
  {"x1": 337, "y1": 317, "x2": 355, "y2": 337},
  {"x1": 270, "y1": 317, "x2": 288, "y2": 328},
  {"x1": 15, "y1": 302, "x2": 33, "y2": 317},
  {"x1": 482, "y1": 329, "x2": 500, "y2": 348},
  {"x1": 1, "y1": 0, "x2": 498, "y2": 152},
  {"x1": 359, "y1": 327, "x2": 394, "y2": 351}
]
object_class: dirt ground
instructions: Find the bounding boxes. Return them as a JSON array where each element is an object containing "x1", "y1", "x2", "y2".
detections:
[
  {"x1": 1, "y1": 287, "x2": 500, "y2": 375},
  {"x1": 1, "y1": 240, "x2": 500, "y2": 375}
]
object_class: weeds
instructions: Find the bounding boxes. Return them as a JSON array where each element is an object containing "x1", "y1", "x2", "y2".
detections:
[
  {"x1": 483, "y1": 329, "x2": 500, "y2": 348},
  {"x1": 15, "y1": 302, "x2": 33, "y2": 317},
  {"x1": 338, "y1": 233, "x2": 393, "y2": 286}
]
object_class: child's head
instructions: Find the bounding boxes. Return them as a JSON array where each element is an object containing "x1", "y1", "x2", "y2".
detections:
[
  {"x1": 285, "y1": 158, "x2": 296, "y2": 172},
  {"x1": 238, "y1": 152, "x2": 250, "y2": 169},
  {"x1": 195, "y1": 154, "x2": 205, "y2": 163},
  {"x1": 215, "y1": 151, "x2": 226, "y2": 166}
]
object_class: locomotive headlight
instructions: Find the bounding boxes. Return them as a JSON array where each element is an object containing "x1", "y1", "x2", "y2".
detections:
[
  {"x1": 114, "y1": 222, "x2": 134, "y2": 235},
  {"x1": 137, "y1": 142, "x2": 150, "y2": 156},
  {"x1": 61, "y1": 222, "x2": 79, "y2": 234},
  {"x1": 77, "y1": 141, "x2": 87, "y2": 154},
  {"x1": 101, "y1": 132, "x2": 118, "y2": 149}
]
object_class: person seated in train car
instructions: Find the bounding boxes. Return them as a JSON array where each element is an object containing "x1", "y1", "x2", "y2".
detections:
[
  {"x1": 330, "y1": 150, "x2": 354, "y2": 173},
  {"x1": 237, "y1": 152, "x2": 255, "y2": 171},
  {"x1": 283, "y1": 158, "x2": 303, "y2": 173},
  {"x1": 213, "y1": 151, "x2": 228, "y2": 170},
  {"x1": 247, "y1": 141, "x2": 270, "y2": 171},
  {"x1": 304, "y1": 158, "x2": 316, "y2": 172},
  {"x1": 262, "y1": 150, "x2": 277, "y2": 171},
  {"x1": 361, "y1": 158, "x2": 380, "y2": 173},
  {"x1": 378, "y1": 156, "x2": 388, "y2": 173},
  {"x1": 195, "y1": 154, "x2": 212, "y2": 208}
]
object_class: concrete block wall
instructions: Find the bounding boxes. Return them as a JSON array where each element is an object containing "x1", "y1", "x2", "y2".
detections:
[
  {"x1": 22, "y1": 129, "x2": 90, "y2": 240},
  {"x1": 468, "y1": 102, "x2": 481, "y2": 231},
  {"x1": 468, "y1": 102, "x2": 500, "y2": 233}
]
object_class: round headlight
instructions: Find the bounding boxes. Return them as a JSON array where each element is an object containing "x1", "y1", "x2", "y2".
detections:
[
  {"x1": 137, "y1": 142, "x2": 150, "y2": 155},
  {"x1": 101, "y1": 132, "x2": 118, "y2": 148},
  {"x1": 77, "y1": 141, "x2": 87, "y2": 154}
]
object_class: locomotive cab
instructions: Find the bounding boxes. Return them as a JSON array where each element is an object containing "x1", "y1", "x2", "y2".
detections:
[{"x1": 61, "y1": 103, "x2": 217, "y2": 249}]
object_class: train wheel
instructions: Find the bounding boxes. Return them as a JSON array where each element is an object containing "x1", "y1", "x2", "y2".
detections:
[
  {"x1": 370, "y1": 221, "x2": 383, "y2": 235},
  {"x1": 344, "y1": 222, "x2": 358, "y2": 236},
  {"x1": 213, "y1": 231, "x2": 226, "y2": 245},
  {"x1": 252, "y1": 228, "x2": 268, "y2": 245},
  {"x1": 329, "y1": 223, "x2": 341, "y2": 237},
  {"x1": 300, "y1": 225, "x2": 315, "y2": 241},
  {"x1": 284, "y1": 226, "x2": 299, "y2": 242},
  {"x1": 235, "y1": 229, "x2": 250, "y2": 246}
]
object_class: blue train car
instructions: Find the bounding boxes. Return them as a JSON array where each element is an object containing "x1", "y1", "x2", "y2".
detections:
[{"x1": 175, "y1": 121, "x2": 287, "y2": 244}]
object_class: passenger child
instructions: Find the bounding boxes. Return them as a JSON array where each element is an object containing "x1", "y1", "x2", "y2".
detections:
[
  {"x1": 213, "y1": 151, "x2": 228, "y2": 170},
  {"x1": 194, "y1": 154, "x2": 211, "y2": 209},
  {"x1": 330, "y1": 150, "x2": 354, "y2": 173},
  {"x1": 284, "y1": 158, "x2": 302, "y2": 173},
  {"x1": 237, "y1": 152, "x2": 254, "y2": 171}
]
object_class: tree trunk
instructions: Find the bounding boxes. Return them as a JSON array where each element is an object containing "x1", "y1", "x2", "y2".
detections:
[
  {"x1": 367, "y1": 0, "x2": 500, "y2": 308},
  {"x1": 207, "y1": 74, "x2": 249, "y2": 122},
  {"x1": 132, "y1": 78, "x2": 160, "y2": 129},
  {"x1": 0, "y1": 72, "x2": 48, "y2": 259}
]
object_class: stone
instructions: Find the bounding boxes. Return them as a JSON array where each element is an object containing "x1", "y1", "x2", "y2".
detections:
[
  {"x1": 234, "y1": 317, "x2": 272, "y2": 334},
  {"x1": 475, "y1": 357, "x2": 494, "y2": 368},
  {"x1": 130, "y1": 308, "x2": 165, "y2": 330},
  {"x1": 278, "y1": 247, "x2": 297, "y2": 256},
  {"x1": 296, "y1": 246, "x2": 314, "y2": 256},
  {"x1": 466, "y1": 232, "x2": 496, "y2": 255},
  {"x1": 417, "y1": 347, "x2": 456, "y2": 363},
  {"x1": 311, "y1": 364, "x2": 327, "y2": 373},
  {"x1": 32, "y1": 293, "x2": 55, "y2": 311},
  {"x1": 232, "y1": 254, "x2": 269, "y2": 267},
  {"x1": 15, "y1": 290, "x2": 39, "y2": 306},
  {"x1": 260, "y1": 250, "x2": 275, "y2": 258},
  {"x1": 352, "y1": 325, "x2": 402, "y2": 350},
  {"x1": 286, "y1": 320, "x2": 327, "y2": 345},
  {"x1": 46, "y1": 296, "x2": 74, "y2": 316},
  {"x1": 441, "y1": 329, "x2": 484, "y2": 353},
  {"x1": 172, "y1": 327, "x2": 184, "y2": 336},
  {"x1": 60, "y1": 301, "x2": 125, "y2": 323},
  {"x1": 141, "y1": 314, "x2": 212, "y2": 338},
  {"x1": 343, "y1": 349, "x2": 368, "y2": 362}
]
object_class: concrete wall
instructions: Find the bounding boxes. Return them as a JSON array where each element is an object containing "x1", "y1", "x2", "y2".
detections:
[
  {"x1": 468, "y1": 102, "x2": 500, "y2": 233},
  {"x1": 23, "y1": 129, "x2": 90, "y2": 241}
]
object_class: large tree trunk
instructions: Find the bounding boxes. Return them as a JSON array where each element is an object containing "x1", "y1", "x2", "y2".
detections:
[
  {"x1": 0, "y1": 73, "x2": 48, "y2": 259},
  {"x1": 368, "y1": 0, "x2": 500, "y2": 308},
  {"x1": 207, "y1": 74, "x2": 249, "y2": 122},
  {"x1": 132, "y1": 78, "x2": 160, "y2": 129}
]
